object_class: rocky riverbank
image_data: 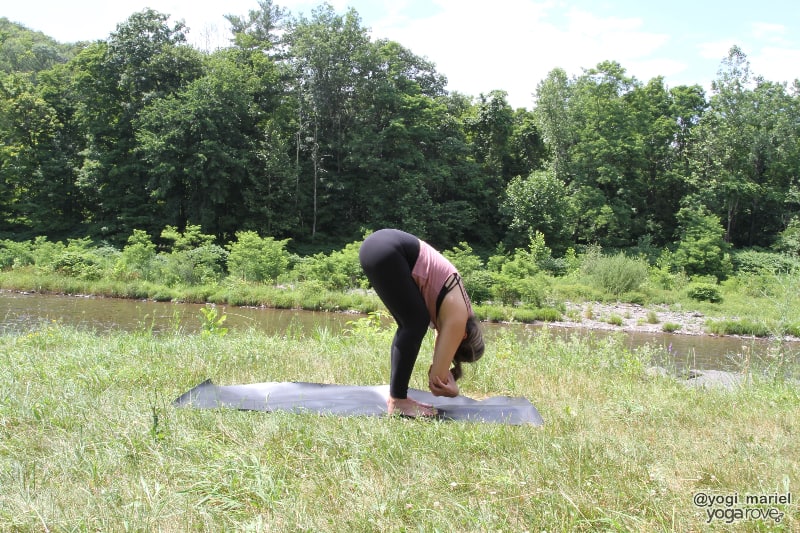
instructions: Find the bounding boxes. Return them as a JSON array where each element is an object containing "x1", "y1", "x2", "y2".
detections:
[{"x1": 542, "y1": 301, "x2": 799, "y2": 342}]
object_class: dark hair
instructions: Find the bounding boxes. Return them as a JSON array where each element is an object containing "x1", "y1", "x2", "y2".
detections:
[{"x1": 451, "y1": 315, "x2": 484, "y2": 381}]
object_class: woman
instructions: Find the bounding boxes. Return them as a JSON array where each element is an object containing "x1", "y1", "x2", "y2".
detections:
[{"x1": 359, "y1": 229, "x2": 484, "y2": 417}]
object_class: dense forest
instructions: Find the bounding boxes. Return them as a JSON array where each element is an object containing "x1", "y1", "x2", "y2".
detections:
[{"x1": 1, "y1": 0, "x2": 799, "y2": 261}]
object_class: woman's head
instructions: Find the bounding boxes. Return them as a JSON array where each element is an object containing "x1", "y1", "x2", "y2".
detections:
[{"x1": 451, "y1": 315, "x2": 485, "y2": 381}]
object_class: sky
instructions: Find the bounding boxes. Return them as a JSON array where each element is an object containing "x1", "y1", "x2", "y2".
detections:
[{"x1": 4, "y1": 0, "x2": 799, "y2": 109}]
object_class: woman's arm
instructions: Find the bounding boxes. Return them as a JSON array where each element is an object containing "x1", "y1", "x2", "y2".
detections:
[{"x1": 428, "y1": 289, "x2": 469, "y2": 396}]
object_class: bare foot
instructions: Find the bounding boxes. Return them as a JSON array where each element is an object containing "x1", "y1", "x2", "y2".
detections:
[{"x1": 387, "y1": 397, "x2": 437, "y2": 417}]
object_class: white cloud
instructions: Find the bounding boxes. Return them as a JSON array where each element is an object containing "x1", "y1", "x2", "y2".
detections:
[
  {"x1": 751, "y1": 47, "x2": 800, "y2": 83},
  {"x1": 697, "y1": 40, "x2": 738, "y2": 61},
  {"x1": 750, "y1": 22, "x2": 787, "y2": 42}
]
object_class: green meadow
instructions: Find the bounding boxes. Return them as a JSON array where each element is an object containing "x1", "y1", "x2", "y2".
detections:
[{"x1": 1, "y1": 314, "x2": 797, "y2": 531}]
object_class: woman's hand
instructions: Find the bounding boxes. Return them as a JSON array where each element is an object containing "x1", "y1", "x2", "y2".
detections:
[{"x1": 429, "y1": 370, "x2": 459, "y2": 397}]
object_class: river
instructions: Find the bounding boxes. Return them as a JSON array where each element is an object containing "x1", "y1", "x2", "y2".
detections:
[{"x1": 1, "y1": 291, "x2": 795, "y2": 371}]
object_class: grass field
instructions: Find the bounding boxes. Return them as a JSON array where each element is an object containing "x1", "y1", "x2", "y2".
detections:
[{"x1": 1, "y1": 315, "x2": 798, "y2": 531}]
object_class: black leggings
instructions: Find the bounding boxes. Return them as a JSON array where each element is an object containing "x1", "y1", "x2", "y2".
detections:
[{"x1": 359, "y1": 229, "x2": 430, "y2": 399}]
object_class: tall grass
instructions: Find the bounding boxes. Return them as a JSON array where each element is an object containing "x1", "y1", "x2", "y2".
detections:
[{"x1": 1, "y1": 320, "x2": 797, "y2": 531}]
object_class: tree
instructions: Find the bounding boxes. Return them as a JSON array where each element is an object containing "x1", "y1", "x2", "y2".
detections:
[
  {"x1": 225, "y1": 0, "x2": 287, "y2": 52},
  {"x1": 284, "y1": 5, "x2": 372, "y2": 241},
  {"x1": 503, "y1": 170, "x2": 574, "y2": 254},
  {"x1": 533, "y1": 68, "x2": 576, "y2": 182},
  {"x1": 689, "y1": 46, "x2": 800, "y2": 247},
  {"x1": 136, "y1": 50, "x2": 272, "y2": 239},
  {"x1": 0, "y1": 18, "x2": 74, "y2": 74},
  {"x1": 72, "y1": 10, "x2": 203, "y2": 241},
  {"x1": 0, "y1": 72, "x2": 83, "y2": 237},
  {"x1": 673, "y1": 203, "x2": 732, "y2": 280}
]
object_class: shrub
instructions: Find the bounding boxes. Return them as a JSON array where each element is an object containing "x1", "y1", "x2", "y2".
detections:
[
  {"x1": 476, "y1": 305, "x2": 507, "y2": 322},
  {"x1": 511, "y1": 307, "x2": 562, "y2": 323},
  {"x1": 443, "y1": 242, "x2": 484, "y2": 278},
  {"x1": 156, "y1": 245, "x2": 228, "y2": 286},
  {"x1": 673, "y1": 205, "x2": 732, "y2": 280},
  {"x1": 117, "y1": 229, "x2": 157, "y2": 281},
  {"x1": 29, "y1": 236, "x2": 66, "y2": 269},
  {"x1": 581, "y1": 253, "x2": 649, "y2": 297},
  {"x1": 293, "y1": 239, "x2": 365, "y2": 290},
  {"x1": 687, "y1": 283, "x2": 722, "y2": 303},
  {"x1": 51, "y1": 251, "x2": 104, "y2": 280},
  {"x1": 227, "y1": 231, "x2": 291, "y2": 283},
  {"x1": 0, "y1": 239, "x2": 34, "y2": 269},
  {"x1": 490, "y1": 272, "x2": 549, "y2": 307},
  {"x1": 773, "y1": 215, "x2": 800, "y2": 256},
  {"x1": 463, "y1": 270, "x2": 493, "y2": 305},
  {"x1": 706, "y1": 319, "x2": 770, "y2": 337},
  {"x1": 731, "y1": 249, "x2": 799, "y2": 275},
  {"x1": 662, "y1": 322, "x2": 681, "y2": 333}
]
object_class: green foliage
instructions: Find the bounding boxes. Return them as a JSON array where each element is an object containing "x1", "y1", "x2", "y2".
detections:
[
  {"x1": 0, "y1": 239, "x2": 33, "y2": 269},
  {"x1": 117, "y1": 229, "x2": 157, "y2": 280},
  {"x1": 673, "y1": 204, "x2": 732, "y2": 280},
  {"x1": 687, "y1": 283, "x2": 722, "y2": 303},
  {"x1": 462, "y1": 270, "x2": 493, "y2": 305},
  {"x1": 773, "y1": 216, "x2": 800, "y2": 256},
  {"x1": 226, "y1": 231, "x2": 291, "y2": 283},
  {"x1": 160, "y1": 225, "x2": 215, "y2": 252},
  {"x1": 28, "y1": 236, "x2": 66, "y2": 269},
  {"x1": 51, "y1": 251, "x2": 104, "y2": 280},
  {"x1": 198, "y1": 305, "x2": 228, "y2": 338},
  {"x1": 155, "y1": 244, "x2": 228, "y2": 287},
  {"x1": 503, "y1": 170, "x2": 574, "y2": 253},
  {"x1": 581, "y1": 252, "x2": 649, "y2": 297},
  {"x1": 292, "y1": 239, "x2": 365, "y2": 290},
  {"x1": 490, "y1": 272, "x2": 549, "y2": 307},
  {"x1": 154, "y1": 225, "x2": 227, "y2": 286},
  {"x1": 511, "y1": 307, "x2": 562, "y2": 323},
  {"x1": 442, "y1": 242, "x2": 483, "y2": 277},
  {"x1": 706, "y1": 319, "x2": 770, "y2": 337},
  {"x1": 730, "y1": 249, "x2": 798, "y2": 274},
  {"x1": 662, "y1": 322, "x2": 681, "y2": 333}
]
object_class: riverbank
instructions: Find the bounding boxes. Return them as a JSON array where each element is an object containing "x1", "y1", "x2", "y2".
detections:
[
  {"x1": 3, "y1": 281, "x2": 800, "y2": 345},
  {"x1": 1, "y1": 322, "x2": 798, "y2": 530},
  {"x1": 547, "y1": 301, "x2": 800, "y2": 343}
]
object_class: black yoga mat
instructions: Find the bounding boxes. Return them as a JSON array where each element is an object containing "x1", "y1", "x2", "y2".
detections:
[{"x1": 174, "y1": 380, "x2": 544, "y2": 426}]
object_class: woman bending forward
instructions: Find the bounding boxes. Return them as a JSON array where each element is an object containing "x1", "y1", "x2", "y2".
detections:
[{"x1": 359, "y1": 229, "x2": 485, "y2": 417}]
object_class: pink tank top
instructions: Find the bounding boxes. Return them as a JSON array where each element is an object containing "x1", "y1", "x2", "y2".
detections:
[{"x1": 411, "y1": 238, "x2": 472, "y2": 325}]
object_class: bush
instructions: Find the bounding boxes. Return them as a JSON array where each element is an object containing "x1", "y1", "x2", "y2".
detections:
[
  {"x1": 51, "y1": 251, "x2": 104, "y2": 280},
  {"x1": 581, "y1": 253, "x2": 649, "y2": 297},
  {"x1": 293, "y1": 239, "x2": 366, "y2": 291},
  {"x1": 117, "y1": 229, "x2": 157, "y2": 281},
  {"x1": 731, "y1": 249, "x2": 799, "y2": 275},
  {"x1": 227, "y1": 231, "x2": 291, "y2": 283},
  {"x1": 0, "y1": 239, "x2": 33, "y2": 269},
  {"x1": 773, "y1": 216, "x2": 800, "y2": 256},
  {"x1": 490, "y1": 272, "x2": 549, "y2": 307},
  {"x1": 29, "y1": 236, "x2": 66, "y2": 269},
  {"x1": 156, "y1": 245, "x2": 228, "y2": 286},
  {"x1": 673, "y1": 205, "x2": 732, "y2": 280},
  {"x1": 511, "y1": 307, "x2": 562, "y2": 323},
  {"x1": 462, "y1": 270, "x2": 493, "y2": 305},
  {"x1": 687, "y1": 283, "x2": 722, "y2": 303},
  {"x1": 475, "y1": 305, "x2": 507, "y2": 322},
  {"x1": 706, "y1": 319, "x2": 770, "y2": 337},
  {"x1": 443, "y1": 242, "x2": 484, "y2": 278}
]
